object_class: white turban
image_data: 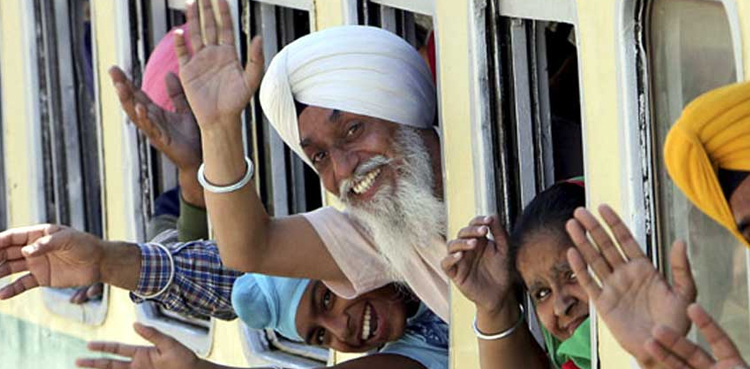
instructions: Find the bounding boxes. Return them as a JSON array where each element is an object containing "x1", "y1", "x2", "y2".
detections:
[{"x1": 259, "y1": 26, "x2": 436, "y2": 169}]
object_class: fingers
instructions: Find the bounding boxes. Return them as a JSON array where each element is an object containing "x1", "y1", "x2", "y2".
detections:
[
  {"x1": 644, "y1": 337, "x2": 705, "y2": 369},
  {"x1": 244, "y1": 36, "x2": 265, "y2": 94},
  {"x1": 669, "y1": 240, "x2": 697, "y2": 303},
  {"x1": 456, "y1": 224, "x2": 490, "y2": 240},
  {"x1": 165, "y1": 72, "x2": 191, "y2": 113},
  {"x1": 218, "y1": 0, "x2": 235, "y2": 45},
  {"x1": 441, "y1": 252, "x2": 464, "y2": 279},
  {"x1": 447, "y1": 238, "x2": 482, "y2": 254},
  {"x1": 574, "y1": 207, "x2": 626, "y2": 269},
  {"x1": 687, "y1": 304, "x2": 742, "y2": 361},
  {"x1": 75, "y1": 357, "x2": 131, "y2": 369},
  {"x1": 174, "y1": 28, "x2": 192, "y2": 68},
  {"x1": 0, "y1": 245, "x2": 26, "y2": 265},
  {"x1": 134, "y1": 322, "x2": 174, "y2": 348},
  {"x1": 0, "y1": 259, "x2": 28, "y2": 279},
  {"x1": 0, "y1": 273, "x2": 40, "y2": 300},
  {"x1": 648, "y1": 324, "x2": 715, "y2": 369},
  {"x1": 86, "y1": 283, "x2": 104, "y2": 299},
  {"x1": 23, "y1": 234, "x2": 63, "y2": 258},
  {"x1": 200, "y1": 0, "x2": 218, "y2": 46},
  {"x1": 186, "y1": 1, "x2": 203, "y2": 53},
  {"x1": 566, "y1": 248, "x2": 602, "y2": 299},
  {"x1": 87, "y1": 341, "x2": 139, "y2": 358},
  {"x1": 598, "y1": 204, "x2": 646, "y2": 260},
  {"x1": 0, "y1": 224, "x2": 59, "y2": 250},
  {"x1": 134, "y1": 103, "x2": 164, "y2": 143},
  {"x1": 566, "y1": 217, "x2": 612, "y2": 280},
  {"x1": 644, "y1": 338, "x2": 693, "y2": 369}
]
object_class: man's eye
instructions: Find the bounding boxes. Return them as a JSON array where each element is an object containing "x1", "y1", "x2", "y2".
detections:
[
  {"x1": 567, "y1": 271, "x2": 577, "y2": 282},
  {"x1": 346, "y1": 122, "x2": 362, "y2": 137},
  {"x1": 534, "y1": 289, "x2": 550, "y2": 301},
  {"x1": 312, "y1": 151, "x2": 327, "y2": 164},
  {"x1": 316, "y1": 329, "x2": 326, "y2": 345},
  {"x1": 322, "y1": 290, "x2": 332, "y2": 309}
]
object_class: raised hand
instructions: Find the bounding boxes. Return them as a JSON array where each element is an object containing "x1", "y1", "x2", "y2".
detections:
[
  {"x1": 0, "y1": 225, "x2": 106, "y2": 299},
  {"x1": 109, "y1": 66, "x2": 201, "y2": 172},
  {"x1": 174, "y1": 0, "x2": 264, "y2": 125},
  {"x1": 442, "y1": 215, "x2": 515, "y2": 314},
  {"x1": 565, "y1": 205, "x2": 697, "y2": 366},
  {"x1": 76, "y1": 323, "x2": 200, "y2": 369},
  {"x1": 645, "y1": 304, "x2": 748, "y2": 369}
]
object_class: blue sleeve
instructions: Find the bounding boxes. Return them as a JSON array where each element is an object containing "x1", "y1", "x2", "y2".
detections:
[{"x1": 379, "y1": 331, "x2": 449, "y2": 369}]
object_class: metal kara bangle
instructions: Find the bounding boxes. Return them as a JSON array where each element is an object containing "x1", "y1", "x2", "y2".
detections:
[
  {"x1": 197, "y1": 157, "x2": 254, "y2": 194},
  {"x1": 473, "y1": 304, "x2": 525, "y2": 340}
]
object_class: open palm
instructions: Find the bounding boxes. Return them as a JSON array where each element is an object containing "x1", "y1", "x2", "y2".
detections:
[
  {"x1": 77, "y1": 323, "x2": 200, "y2": 369},
  {"x1": 109, "y1": 66, "x2": 201, "y2": 171},
  {"x1": 174, "y1": 0, "x2": 263, "y2": 125},
  {"x1": 565, "y1": 205, "x2": 696, "y2": 367},
  {"x1": 0, "y1": 225, "x2": 104, "y2": 299}
]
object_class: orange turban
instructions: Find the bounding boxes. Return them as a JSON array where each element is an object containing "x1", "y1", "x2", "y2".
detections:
[{"x1": 664, "y1": 81, "x2": 750, "y2": 247}]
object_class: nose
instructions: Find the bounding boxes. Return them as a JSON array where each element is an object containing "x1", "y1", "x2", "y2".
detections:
[
  {"x1": 320, "y1": 313, "x2": 354, "y2": 344},
  {"x1": 330, "y1": 147, "x2": 358, "y2": 185},
  {"x1": 553, "y1": 291, "x2": 577, "y2": 317}
]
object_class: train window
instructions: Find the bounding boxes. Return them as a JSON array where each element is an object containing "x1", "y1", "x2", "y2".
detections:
[
  {"x1": 483, "y1": 0, "x2": 585, "y2": 355},
  {"x1": 131, "y1": 0, "x2": 216, "y2": 356},
  {"x1": 644, "y1": 0, "x2": 748, "y2": 357},
  {"x1": 33, "y1": 0, "x2": 109, "y2": 325},
  {"x1": 239, "y1": 1, "x2": 327, "y2": 366},
  {"x1": 358, "y1": 0, "x2": 433, "y2": 50}
]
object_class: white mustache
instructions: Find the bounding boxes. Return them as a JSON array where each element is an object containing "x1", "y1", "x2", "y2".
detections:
[{"x1": 339, "y1": 155, "x2": 393, "y2": 199}]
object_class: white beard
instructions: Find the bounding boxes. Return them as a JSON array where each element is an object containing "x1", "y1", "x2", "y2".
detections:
[{"x1": 339, "y1": 127, "x2": 446, "y2": 281}]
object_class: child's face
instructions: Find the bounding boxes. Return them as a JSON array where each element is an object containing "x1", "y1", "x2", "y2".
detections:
[{"x1": 516, "y1": 232, "x2": 589, "y2": 341}]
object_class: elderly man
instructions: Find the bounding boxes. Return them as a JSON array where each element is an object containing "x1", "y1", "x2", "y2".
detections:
[{"x1": 175, "y1": 0, "x2": 448, "y2": 319}]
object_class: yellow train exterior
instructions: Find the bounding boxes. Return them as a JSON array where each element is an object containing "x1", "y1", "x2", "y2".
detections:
[{"x1": 1, "y1": 0, "x2": 750, "y2": 368}]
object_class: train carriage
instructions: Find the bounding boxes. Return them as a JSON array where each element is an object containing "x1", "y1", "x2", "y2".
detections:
[{"x1": 1, "y1": 0, "x2": 749, "y2": 368}]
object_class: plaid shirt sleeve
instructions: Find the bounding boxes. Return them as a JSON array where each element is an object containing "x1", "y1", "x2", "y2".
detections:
[{"x1": 130, "y1": 240, "x2": 242, "y2": 321}]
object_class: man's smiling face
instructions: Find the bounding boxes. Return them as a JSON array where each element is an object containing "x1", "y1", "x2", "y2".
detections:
[
  {"x1": 298, "y1": 106, "x2": 404, "y2": 204},
  {"x1": 295, "y1": 282, "x2": 411, "y2": 352}
]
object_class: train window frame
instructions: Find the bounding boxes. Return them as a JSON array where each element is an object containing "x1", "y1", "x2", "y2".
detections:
[
  {"x1": 620, "y1": 0, "x2": 748, "y2": 361},
  {"x1": 32, "y1": 0, "x2": 109, "y2": 326},
  {"x1": 128, "y1": 0, "x2": 246, "y2": 356},
  {"x1": 238, "y1": 1, "x2": 328, "y2": 366},
  {"x1": 0, "y1": 21, "x2": 5, "y2": 232},
  {"x1": 466, "y1": 0, "x2": 595, "y2": 364}
]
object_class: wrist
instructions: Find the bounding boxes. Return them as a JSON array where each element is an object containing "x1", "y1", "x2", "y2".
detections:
[
  {"x1": 476, "y1": 295, "x2": 522, "y2": 334},
  {"x1": 100, "y1": 241, "x2": 142, "y2": 290},
  {"x1": 178, "y1": 168, "x2": 205, "y2": 208}
]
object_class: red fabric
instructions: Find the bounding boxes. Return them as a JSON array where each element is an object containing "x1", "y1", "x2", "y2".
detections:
[
  {"x1": 142, "y1": 24, "x2": 193, "y2": 112},
  {"x1": 562, "y1": 360, "x2": 580, "y2": 369},
  {"x1": 426, "y1": 32, "x2": 436, "y2": 82}
]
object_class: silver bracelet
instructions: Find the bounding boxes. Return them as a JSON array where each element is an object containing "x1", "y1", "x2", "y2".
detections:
[
  {"x1": 132, "y1": 243, "x2": 175, "y2": 300},
  {"x1": 473, "y1": 304, "x2": 525, "y2": 340},
  {"x1": 197, "y1": 156, "x2": 254, "y2": 194}
]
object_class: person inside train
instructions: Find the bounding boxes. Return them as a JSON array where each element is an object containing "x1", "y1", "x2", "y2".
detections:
[
  {"x1": 77, "y1": 273, "x2": 447, "y2": 369},
  {"x1": 634, "y1": 80, "x2": 750, "y2": 368},
  {"x1": 444, "y1": 181, "x2": 701, "y2": 369},
  {"x1": 168, "y1": 0, "x2": 453, "y2": 332},
  {"x1": 0, "y1": 222, "x2": 446, "y2": 369}
]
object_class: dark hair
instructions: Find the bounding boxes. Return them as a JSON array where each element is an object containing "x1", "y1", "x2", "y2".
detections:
[
  {"x1": 295, "y1": 100, "x2": 308, "y2": 118},
  {"x1": 509, "y1": 182, "x2": 585, "y2": 271},
  {"x1": 718, "y1": 168, "x2": 750, "y2": 202}
]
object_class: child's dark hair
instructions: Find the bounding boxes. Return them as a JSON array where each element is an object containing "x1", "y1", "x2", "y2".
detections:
[{"x1": 509, "y1": 182, "x2": 585, "y2": 271}]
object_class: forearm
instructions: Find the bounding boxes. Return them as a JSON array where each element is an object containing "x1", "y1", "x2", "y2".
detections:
[
  {"x1": 200, "y1": 118, "x2": 271, "y2": 271},
  {"x1": 100, "y1": 241, "x2": 142, "y2": 291},
  {"x1": 476, "y1": 300, "x2": 550, "y2": 369}
]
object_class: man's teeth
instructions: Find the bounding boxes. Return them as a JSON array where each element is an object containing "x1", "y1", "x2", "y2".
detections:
[
  {"x1": 353, "y1": 168, "x2": 381, "y2": 195},
  {"x1": 362, "y1": 304, "x2": 374, "y2": 340}
]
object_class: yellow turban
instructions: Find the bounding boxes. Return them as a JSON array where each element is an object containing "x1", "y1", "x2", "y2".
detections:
[{"x1": 664, "y1": 81, "x2": 750, "y2": 247}]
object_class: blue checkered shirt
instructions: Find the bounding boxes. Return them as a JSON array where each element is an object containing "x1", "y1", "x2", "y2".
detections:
[{"x1": 130, "y1": 240, "x2": 242, "y2": 321}]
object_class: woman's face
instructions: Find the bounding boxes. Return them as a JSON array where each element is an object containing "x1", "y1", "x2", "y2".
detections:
[
  {"x1": 516, "y1": 232, "x2": 589, "y2": 341},
  {"x1": 295, "y1": 282, "x2": 411, "y2": 353}
]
